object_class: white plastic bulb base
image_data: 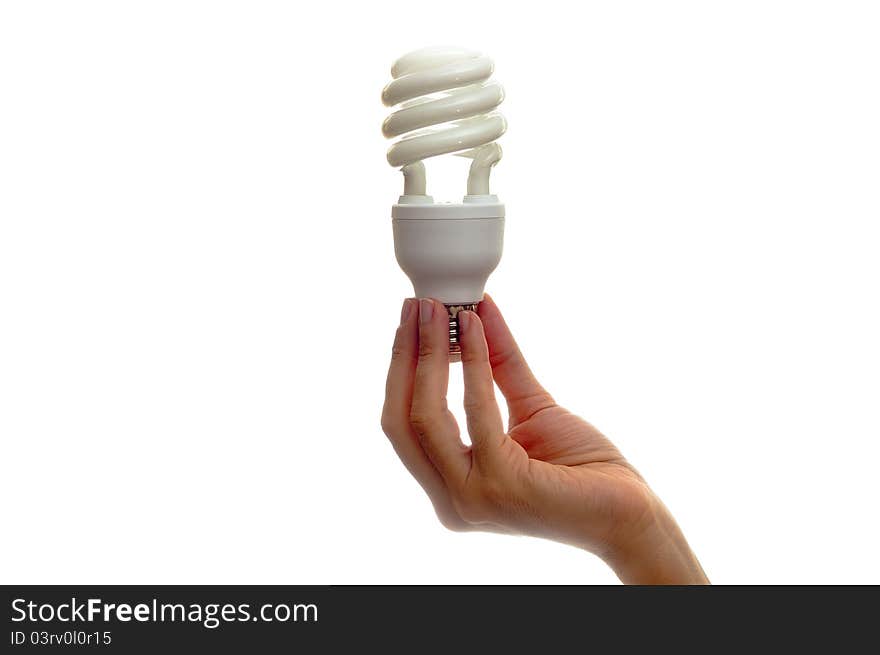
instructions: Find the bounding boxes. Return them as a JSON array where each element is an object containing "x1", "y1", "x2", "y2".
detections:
[{"x1": 392, "y1": 195, "x2": 504, "y2": 357}]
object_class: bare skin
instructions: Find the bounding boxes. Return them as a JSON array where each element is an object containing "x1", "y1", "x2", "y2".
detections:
[{"x1": 381, "y1": 294, "x2": 708, "y2": 584}]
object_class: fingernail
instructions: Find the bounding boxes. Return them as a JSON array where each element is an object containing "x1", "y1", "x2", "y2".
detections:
[
  {"x1": 458, "y1": 310, "x2": 471, "y2": 333},
  {"x1": 400, "y1": 298, "x2": 415, "y2": 324},
  {"x1": 419, "y1": 298, "x2": 434, "y2": 324}
]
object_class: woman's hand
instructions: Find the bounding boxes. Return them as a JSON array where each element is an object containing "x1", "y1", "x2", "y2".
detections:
[{"x1": 381, "y1": 294, "x2": 708, "y2": 584}]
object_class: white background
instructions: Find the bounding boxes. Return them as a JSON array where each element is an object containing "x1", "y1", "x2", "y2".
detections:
[{"x1": 2, "y1": 1, "x2": 878, "y2": 584}]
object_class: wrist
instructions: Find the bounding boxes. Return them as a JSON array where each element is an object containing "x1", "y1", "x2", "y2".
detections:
[{"x1": 603, "y1": 497, "x2": 709, "y2": 585}]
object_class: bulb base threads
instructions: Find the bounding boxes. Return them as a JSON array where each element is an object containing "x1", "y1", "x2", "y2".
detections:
[{"x1": 445, "y1": 303, "x2": 479, "y2": 359}]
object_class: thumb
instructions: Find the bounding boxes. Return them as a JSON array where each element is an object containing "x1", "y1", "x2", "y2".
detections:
[
  {"x1": 478, "y1": 294, "x2": 555, "y2": 426},
  {"x1": 457, "y1": 310, "x2": 508, "y2": 469}
]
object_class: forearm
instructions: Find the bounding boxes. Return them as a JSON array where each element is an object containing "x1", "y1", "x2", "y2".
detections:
[{"x1": 604, "y1": 504, "x2": 709, "y2": 585}]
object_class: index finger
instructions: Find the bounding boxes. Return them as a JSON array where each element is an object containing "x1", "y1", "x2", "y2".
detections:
[
  {"x1": 382, "y1": 299, "x2": 450, "y2": 499},
  {"x1": 409, "y1": 298, "x2": 470, "y2": 482}
]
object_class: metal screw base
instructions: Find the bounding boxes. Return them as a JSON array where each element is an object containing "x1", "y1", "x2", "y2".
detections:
[{"x1": 445, "y1": 303, "x2": 479, "y2": 357}]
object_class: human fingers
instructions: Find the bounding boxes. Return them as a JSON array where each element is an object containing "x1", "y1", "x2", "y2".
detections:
[
  {"x1": 477, "y1": 294, "x2": 555, "y2": 426},
  {"x1": 457, "y1": 310, "x2": 507, "y2": 469},
  {"x1": 409, "y1": 298, "x2": 469, "y2": 482},
  {"x1": 381, "y1": 299, "x2": 471, "y2": 530}
]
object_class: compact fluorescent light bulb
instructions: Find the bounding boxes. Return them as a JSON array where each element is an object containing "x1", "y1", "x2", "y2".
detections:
[{"x1": 382, "y1": 46, "x2": 506, "y2": 356}]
